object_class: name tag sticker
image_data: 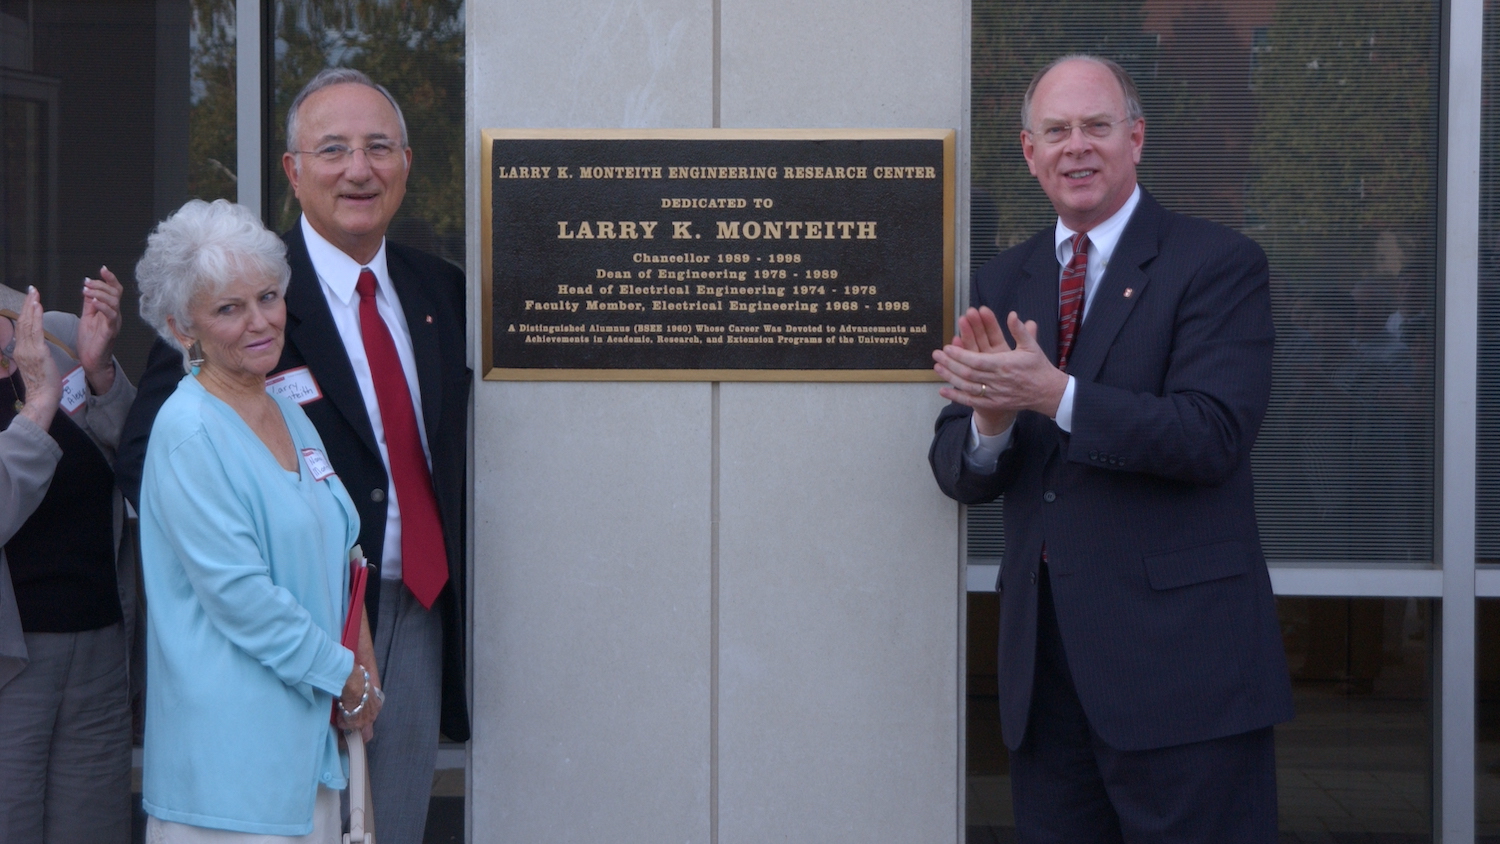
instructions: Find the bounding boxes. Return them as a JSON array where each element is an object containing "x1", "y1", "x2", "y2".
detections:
[
  {"x1": 60, "y1": 365, "x2": 87, "y2": 414},
  {"x1": 301, "y1": 447, "x2": 336, "y2": 481},
  {"x1": 265, "y1": 366, "x2": 323, "y2": 406}
]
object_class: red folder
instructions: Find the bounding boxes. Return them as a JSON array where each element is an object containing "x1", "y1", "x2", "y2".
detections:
[
  {"x1": 341, "y1": 552, "x2": 369, "y2": 651},
  {"x1": 334, "y1": 548, "x2": 369, "y2": 724}
]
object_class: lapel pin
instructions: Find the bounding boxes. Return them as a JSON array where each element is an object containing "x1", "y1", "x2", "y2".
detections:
[
  {"x1": 1123, "y1": 288, "x2": 1134, "y2": 298},
  {"x1": 426, "y1": 315, "x2": 434, "y2": 323}
]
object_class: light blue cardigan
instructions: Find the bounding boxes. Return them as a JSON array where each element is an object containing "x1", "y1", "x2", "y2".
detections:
[{"x1": 140, "y1": 376, "x2": 359, "y2": 835}]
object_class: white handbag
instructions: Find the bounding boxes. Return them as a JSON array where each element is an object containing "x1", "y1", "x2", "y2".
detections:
[{"x1": 344, "y1": 730, "x2": 375, "y2": 844}]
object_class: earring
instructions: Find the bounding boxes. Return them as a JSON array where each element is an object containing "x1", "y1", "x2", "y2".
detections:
[{"x1": 188, "y1": 340, "x2": 204, "y2": 375}]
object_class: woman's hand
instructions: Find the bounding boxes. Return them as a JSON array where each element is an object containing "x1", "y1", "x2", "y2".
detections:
[
  {"x1": 77, "y1": 267, "x2": 123, "y2": 395},
  {"x1": 15, "y1": 288, "x2": 60, "y2": 431},
  {"x1": 338, "y1": 607, "x2": 383, "y2": 735}
]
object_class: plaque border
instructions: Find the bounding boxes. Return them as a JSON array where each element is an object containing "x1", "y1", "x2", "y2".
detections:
[{"x1": 481, "y1": 128, "x2": 955, "y2": 382}]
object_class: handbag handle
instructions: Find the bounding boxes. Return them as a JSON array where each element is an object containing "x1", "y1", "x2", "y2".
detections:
[{"x1": 344, "y1": 729, "x2": 375, "y2": 844}]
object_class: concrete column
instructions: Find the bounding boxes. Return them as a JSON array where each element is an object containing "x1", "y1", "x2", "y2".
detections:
[{"x1": 468, "y1": 2, "x2": 964, "y2": 840}]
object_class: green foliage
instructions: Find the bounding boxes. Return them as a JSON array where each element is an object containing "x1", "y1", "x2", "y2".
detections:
[
  {"x1": 971, "y1": 1, "x2": 1153, "y2": 246},
  {"x1": 187, "y1": 0, "x2": 239, "y2": 202},
  {"x1": 185, "y1": 0, "x2": 465, "y2": 264},
  {"x1": 972, "y1": 0, "x2": 1437, "y2": 277},
  {"x1": 271, "y1": 0, "x2": 466, "y2": 264},
  {"x1": 1246, "y1": 0, "x2": 1437, "y2": 272}
]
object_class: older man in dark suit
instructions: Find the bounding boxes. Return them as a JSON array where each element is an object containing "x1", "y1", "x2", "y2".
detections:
[
  {"x1": 930, "y1": 55, "x2": 1293, "y2": 841},
  {"x1": 118, "y1": 68, "x2": 468, "y2": 844}
]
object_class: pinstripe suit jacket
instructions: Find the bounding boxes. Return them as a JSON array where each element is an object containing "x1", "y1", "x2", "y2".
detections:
[{"x1": 930, "y1": 191, "x2": 1294, "y2": 751}]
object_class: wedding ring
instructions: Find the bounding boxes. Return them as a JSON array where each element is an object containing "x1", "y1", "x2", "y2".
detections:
[{"x1": 978, "y1": 383, "x2": 988, "y2": 397}]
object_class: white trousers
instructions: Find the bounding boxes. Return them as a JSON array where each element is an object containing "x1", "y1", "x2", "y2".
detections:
[{"x1": 145, "y1": 786, "x2": 340, "y2": 844}]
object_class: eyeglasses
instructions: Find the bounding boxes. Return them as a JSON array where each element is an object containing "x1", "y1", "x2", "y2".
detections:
[
  {"x1": 1029, "y1": 118, "x2": 1133, "y2": 145},
  {"x1": 292, "y1": 141, "x2": 404, "y2": 166}
]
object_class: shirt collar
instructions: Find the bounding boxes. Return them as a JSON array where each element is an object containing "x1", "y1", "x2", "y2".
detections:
[
  {"x1": 1053, "y1": 184, "x2": 1142, "y2": 266},
  {"x1": 299, "y1": 215, "x2": 390, "y2": 306}
]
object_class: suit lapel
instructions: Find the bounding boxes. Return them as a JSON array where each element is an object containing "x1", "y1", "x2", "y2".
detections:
[
  {"x1": 1065, "y1": 192, "x2": 1161, "y2": 383},
  {"x1": 1018, "y1": 239, "x2": 1062, "y2": 365},
  {"x1": 1015, "y1": 237, "x2": 1065, "y2": 460},
  {"x1": 386, "y1": 246, "x2": 444, "y2": 441},
  {"x1": 281, "y1": 227, "x2": 380, "y2": 458}
]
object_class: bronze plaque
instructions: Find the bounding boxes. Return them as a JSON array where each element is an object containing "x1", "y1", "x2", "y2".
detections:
[{"x1": 481, "y1": 129, "x2": 953, "y2": 381}]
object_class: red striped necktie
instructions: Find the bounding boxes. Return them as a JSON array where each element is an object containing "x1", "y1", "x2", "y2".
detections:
[
  {"x1": 1057, "y1": 232, "x2": 1089, "y2": 372},
  {"x1": 356, "y1": 268, "x2": 448, "y2": 609}
]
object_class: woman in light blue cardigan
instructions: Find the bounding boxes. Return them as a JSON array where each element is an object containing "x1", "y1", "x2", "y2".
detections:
[{"x1": 135, "y1": 199, "x2": 381, "y2": 842}]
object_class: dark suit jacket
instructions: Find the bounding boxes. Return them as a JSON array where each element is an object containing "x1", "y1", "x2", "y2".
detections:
[
  {"x1": 930, "y1": 191, "x2": 1293, "y2": 752},
  {"x1": 118, "y1": 226, "x2": 471, "y2": 741}
]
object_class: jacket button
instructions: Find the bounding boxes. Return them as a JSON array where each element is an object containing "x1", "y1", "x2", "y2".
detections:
[
  {"x1": 1089, "y1": 450, "x2": 1098, "y2": 460},
  {"x1": 1030, "y1": 571, "x2": 1038, "y2": 584},
  {"x1": 371, "y1": 488, "x2": 386, "y2": 503},
  {"x1": 1043, "y1": 491, "x2": 1056, "y2": 502}
]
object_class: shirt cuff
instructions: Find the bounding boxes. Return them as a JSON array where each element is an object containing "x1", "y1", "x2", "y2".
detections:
[
  {"x1": 964, "y1": 415, "x2": 1014, "y2": 473},
  {"x1": 1053, "y1": 375, "x2": 1077, "y2": 432}
]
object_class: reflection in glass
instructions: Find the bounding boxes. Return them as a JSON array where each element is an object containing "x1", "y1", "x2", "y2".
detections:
[
  {"x1": 969, "y1": 0, "x2": 1439, "y2": 565},
  {"x1": 188, "y1": 0, "x2": 237, "y2": 203},
  {"x1": 1480, "y1": 0, "x2": 1500, "y2": 562},
  {"x1": 966, "y1": 596, "x2": 1433, "y2": 841},
  {"x1": 269, "y1": 0, "x2": 466, "y2": 267},
  {"x1": 0, "y1": 0, "x2": 193, "y2": 375},
  {"x1": 1278, "y1": 598, "x2": 1432, "y2": 842},
  {"x1": 965, "y1": 593, "x2": 1009, "y2": 838},
  {"x1": 1481, "y1": 600, "x2": 1500, "y2": 839},
  {"x1": 2, "y1": 93, "x2": 50, "y2": 294}
]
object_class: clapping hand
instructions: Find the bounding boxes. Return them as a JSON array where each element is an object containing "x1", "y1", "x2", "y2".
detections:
[
  {"x1": 933, "y1": 306, "x2": 1069, "y2": 433},
  {"x1": 77, "y1": 267, "x2": 123, "y2": 395},
  {"x1": 14, "y1": 287, "x2": 60, "y2": 431}
]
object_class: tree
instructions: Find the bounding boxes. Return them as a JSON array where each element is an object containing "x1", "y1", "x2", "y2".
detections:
[
  {"x1": 1247, "y1": 0, "x2": 1437, "y2": 273},
  {"x1": 187, "y1": 0, "x2": 239, "y2": 203},
  {"x1": 971, "y1": 1, "x2": 1154, "y2": 246},
  {"x1": 270, "y1": 0, "x2": 466, "y2": 264}
]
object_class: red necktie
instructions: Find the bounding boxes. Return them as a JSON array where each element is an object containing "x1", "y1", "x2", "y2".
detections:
[
  {"x1": 1057, "y1": 233, "x2": 1089, "y2": 372},
  {"x1": 356, "y1": 269, "x2": 448, "y2": 609}
]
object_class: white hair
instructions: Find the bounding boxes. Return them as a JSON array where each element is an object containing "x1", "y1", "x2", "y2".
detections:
[{"x1": 136, "y1": 199, "x2": 290, "y2": 361}]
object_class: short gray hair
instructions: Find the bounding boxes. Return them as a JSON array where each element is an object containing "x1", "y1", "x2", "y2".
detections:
[
  {"x1": 285, "y1": 67, "x2": 409, "y2": 153},
  {"x1": 136, "y1": 199, "x2": 291, "y2": 361},
  {"x1": 1020, "y1": 54, "x2": 1144, "y2": 131}
]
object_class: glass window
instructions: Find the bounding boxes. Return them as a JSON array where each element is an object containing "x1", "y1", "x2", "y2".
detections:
[
  {"x1": 187, "y1": 0, "x2": 237, "y2": 205},
  {"x1": 966, "y1": 596, "x2": 1433, "y2": 839},
  {"x1": 268, "y1": 0, "x2": 465, "y2": 267},
  {"x1": 1277, "y1": 597, "x2": 1433, "y2": 840},
  {"x1": 1480, "y1": 0, "x2": 1500, "y2": 564},
  {"x1": 965, "y1": 593, "x2": 1008, "y2": 835},
  {"x1": 1482, "y1": 600, "x2": 1500, "y2": 838},
  {"x1": 0, "y1": 0, "x2": 203, "y2": 375},
  {"x1": 970, "y1": 0, "x2": 1440, "y2": 566}
]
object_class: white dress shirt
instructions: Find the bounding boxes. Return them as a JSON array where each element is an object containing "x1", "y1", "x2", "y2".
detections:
[
  {"x1": 965, "y1": 185, "x2": 1143, "y2": 471},
  {"x1": 300, "y1": 216, "x2": 430, "y2": 580}
]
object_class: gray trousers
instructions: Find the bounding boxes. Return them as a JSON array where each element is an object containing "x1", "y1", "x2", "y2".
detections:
[
  {"x1": 366, "y1": 581, "x2": 443, "y2": 844},
  {"x1": 0, "y1": 623, "x2": 133, "y2": 844}
]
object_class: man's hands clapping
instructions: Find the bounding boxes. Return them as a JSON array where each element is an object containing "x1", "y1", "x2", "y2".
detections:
[{"x1": 932, "y1": 306, "x2": 1070, "y2": 434}]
